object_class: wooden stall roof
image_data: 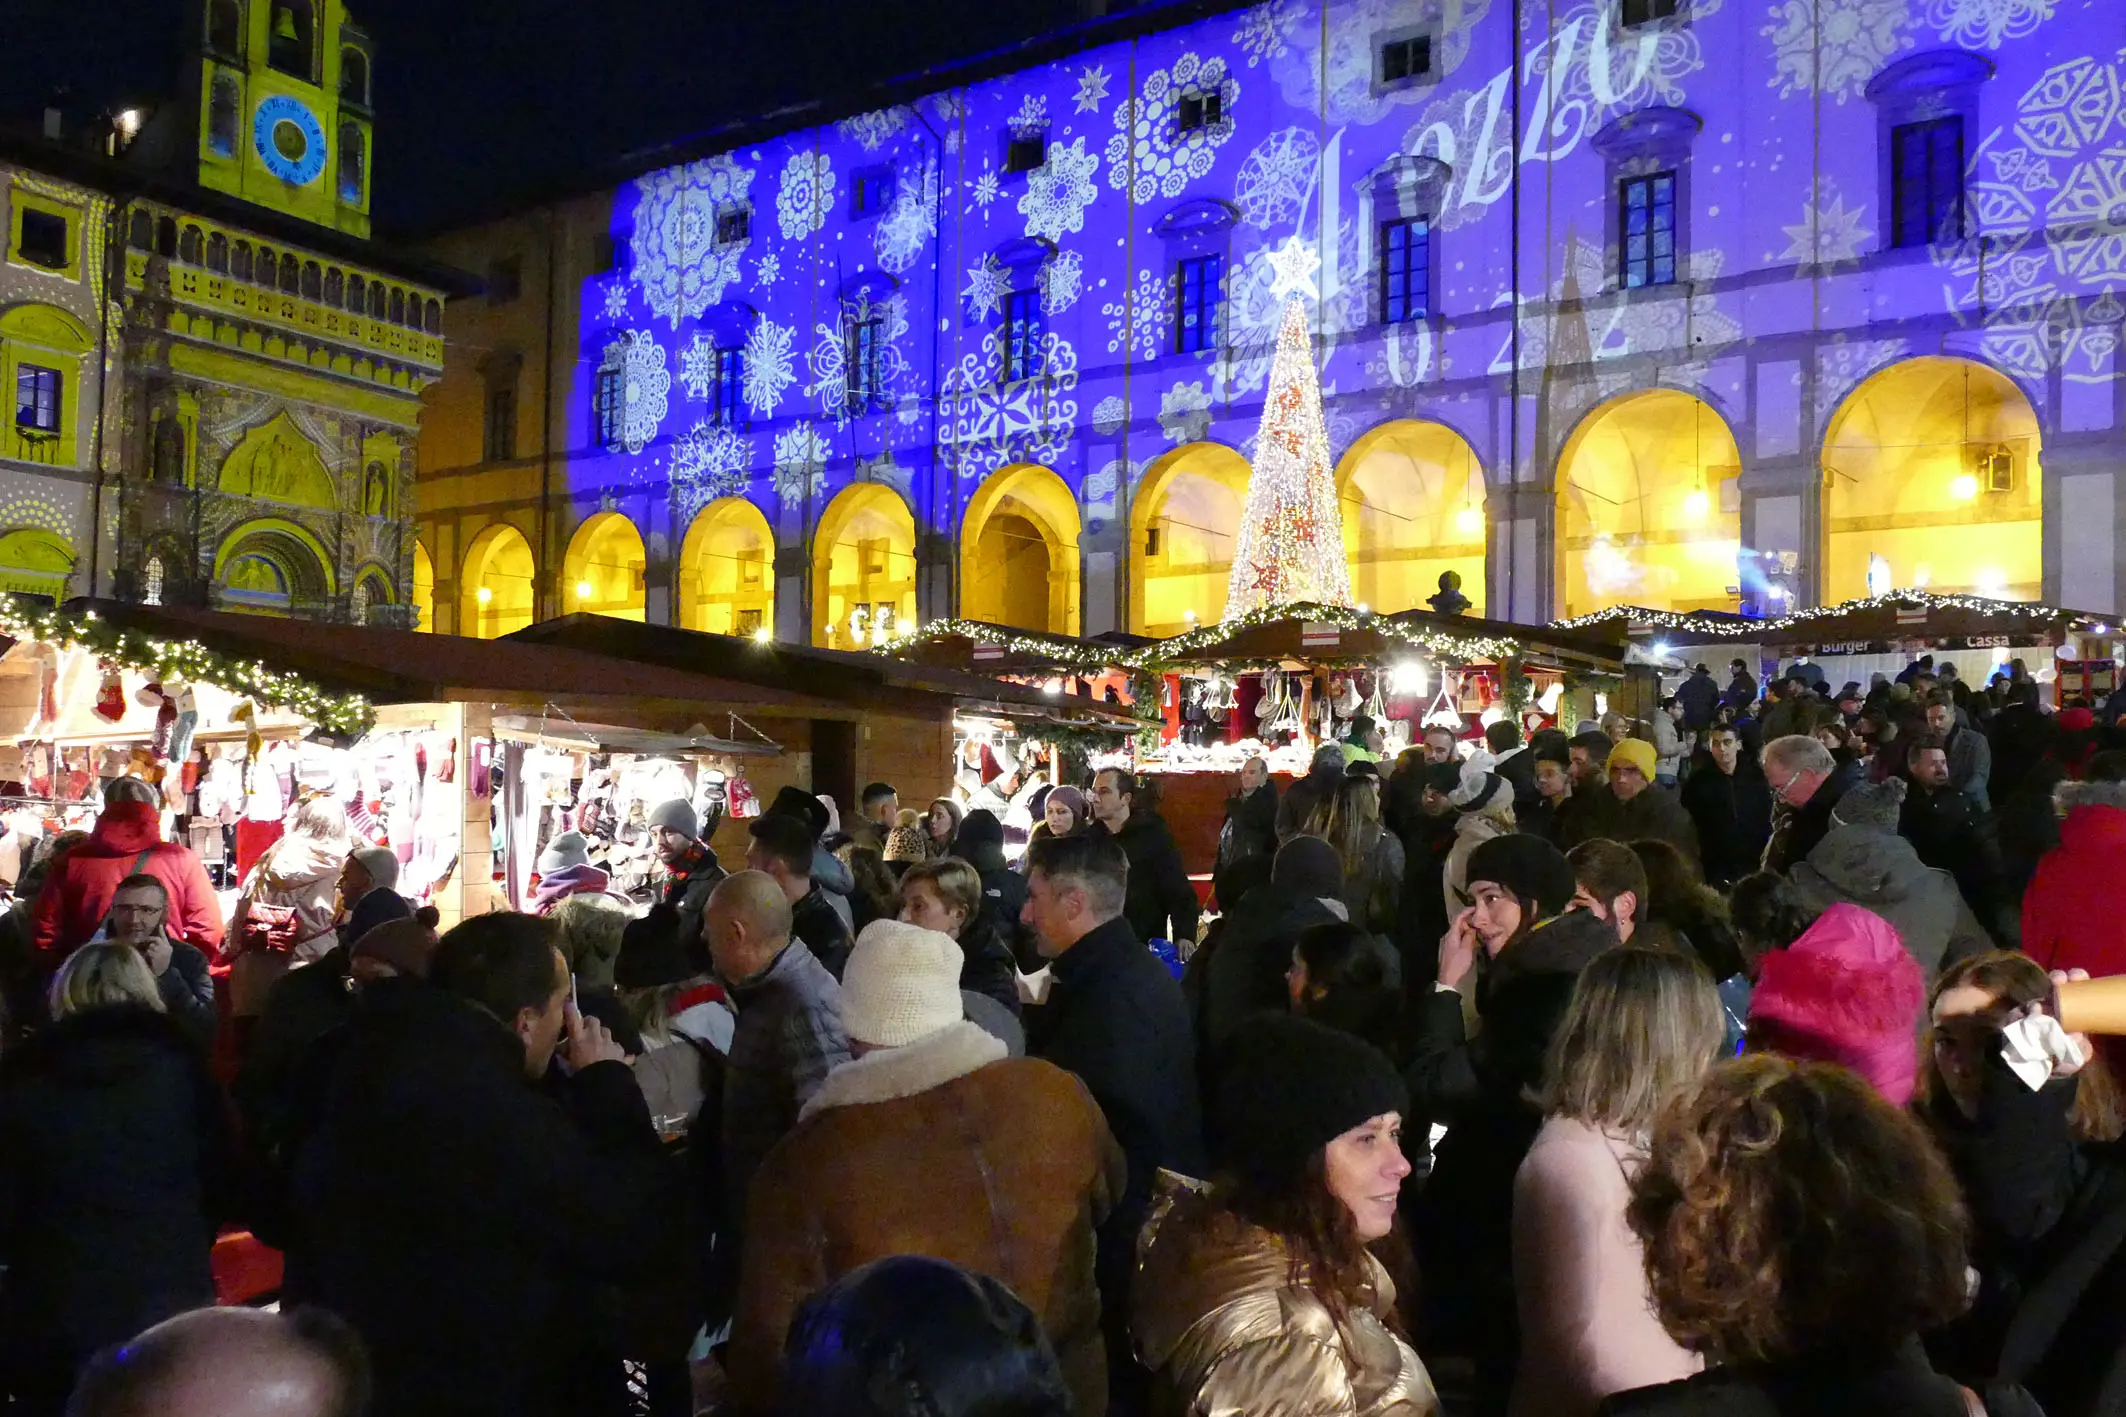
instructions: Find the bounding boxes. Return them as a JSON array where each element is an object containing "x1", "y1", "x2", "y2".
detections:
[
  {"x1": 1551, "y1": 594, "x2": 2109, "y2": 651},
  {"x1": 503, "y1": 616, "x2": 1139, "y2": 729},
  {"x1": 889, "y1": 621, "x2": 1155, "y2": 678},
  {"x1": 68, "y1": 601, "x2": 838, "y2": 715},
  {"x1": 1141, "y1": 603, "x2": 1633, "y2": 674}
]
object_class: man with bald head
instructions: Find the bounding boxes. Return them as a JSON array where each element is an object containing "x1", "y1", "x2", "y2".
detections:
[
  {"x1": 68, "y1": 1307, "x2": 369, "y2": 1417},
  {"x1": 704, "y1": 871, "x2": 851, "y2": 1328}
]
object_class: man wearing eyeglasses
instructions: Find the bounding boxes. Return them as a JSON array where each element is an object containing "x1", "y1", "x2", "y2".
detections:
[{"x1": 1760, "y1": 733, "x2": 1864, "y2": 874}]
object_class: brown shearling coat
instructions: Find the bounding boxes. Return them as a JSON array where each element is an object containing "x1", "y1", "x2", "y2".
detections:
[{"x1": 726, "y1": 1020, "x2": 1127, "y2": 1415}]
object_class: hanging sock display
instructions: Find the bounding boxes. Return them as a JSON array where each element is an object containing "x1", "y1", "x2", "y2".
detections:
[
  {"x1": 93, "y1": 666, "x2": 126, "y2": 723},
  {"x1": 136, "y1": 681, "x2": 179, "y2": 758}
]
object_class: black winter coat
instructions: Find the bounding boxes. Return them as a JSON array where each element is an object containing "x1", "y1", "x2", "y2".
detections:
[
  {"x1": 1214, "y1": 783, "x2": 1279, "y2": 904},
  {"x1": 294, "y1": 981, "x2": 684, "y2": 1417},
  {"x1": 790, "y1": 886, "x2": 853, "y2": 978},
  {"x1": 1926, "y1": 1046, "x2": 2126, "y2": 1417},
  {"x1": 1677, "y1": 669, "x2": 1722, "y2": 729},
  {"x1": 1560, "y1": 781, "x2": 1702, "y2": 866},
  {"x1": 1600, "y1": 1341, "x2": 2043, "y2": 1417},
  {"x1": 1096, "y1": 812, "x2": 1199, "y2": 948},
  {"x1": 1681, "y1": 759, "x2": 1775, "y2": 887},
  {"x1": 1763, "y1": 757, "x2": 1864, "y2": 875},
  {"x1": 1408, "y1": 907, "x2": 1618, "y2": 1402},
  {"x1": 0, "y1": 1006, "x2": 234, "y2": 1402},
  {"x1": 1192, "y1": 882, "x2": 1338, "y2": 1049}
]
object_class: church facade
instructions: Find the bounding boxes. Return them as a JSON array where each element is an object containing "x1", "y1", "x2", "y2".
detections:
[
  {"x1": 0, "y1": 0, "x2": 448, "y2": 622},
  {"x1": 415, "y1": 0, "x2": 2124, "y2": 644}
]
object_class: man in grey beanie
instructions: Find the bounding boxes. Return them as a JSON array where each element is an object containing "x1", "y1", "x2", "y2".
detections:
[{"x1": 644, "y1": 798, "x2": 726, "y2": 957}]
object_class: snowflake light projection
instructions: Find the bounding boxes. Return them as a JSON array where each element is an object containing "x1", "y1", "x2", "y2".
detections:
[
  {"x1": 772, "y1": 422, "x2": 829, "y2": 508},
  {"x1": 1019, "y1": 138, "x2": 1101, "y2": 242},
  {"x1": 1075, "y1": 65, "x2": 1110, "y2": 113},
  {"x1": 597, "y1": 331, "x2": 670, "y2": 456},
  {"x1": 1040, "y1": 251, "x2": 1084, "y2": 315},
  {"x1": 1159, "y1": 380, "x2": 1214, "y2": 443},
  {"x1": 1104, "y1": 267, "x2": 1173, "y2": 360},
  {"x1": 629, "y1": 156, "x2": 753, "y2": 329},
  {"x1": 671, "y1": 420, "x2": 751, "y2": 523},
  {"x1": 1779, "y1": 179, "x2": 1875, "y2": 267},
  {"x1": 776, "y1": 150, "x2": 835, "y2": 241},
  {"x1": 1937, "y1": 50, "x2": 2126, "y2": 384},
  {"x1": 938, "y1": 330, "x2": 1081, "y2": 480},
  {"x1": 965, "y1": 256, "x2": 1008, "y2": 320},
  {"x1": 805, "y1": 291, "x2": 912, "y2": 426},
  {"x1": 1764, "y1": 0, "x2": 1912, "y2": 103},
  {"x1": 875, "y1": 157, "x2": 939, "y2": 275},
  {"x1": 1533, "y1": 0, "x2": 1723, "y2": 122},
  {"x1": 1234, "y1": 127, "x2": 1319, "y2": 229},
  {"x1": 1927, "y1": 0, "x2": 2056, "y2": 47},
  {"x1": 1813, "y1": 337, "x2": 1912, "y2": 413},
  {"x1": 969, "y1": 167, "x2": 1001, "y2": 210},
  {"x1": 1507, "y1": 238, "x2": 1742, "y2": 375},
  {"x1": 1010, "y1": 93, "x2": 1049, "y2": 133},
  {"x1": 754, "y1": 253, "x2": 780, "y2": 290},
  {"x1": 1235, "y1": 0, "x2": 1302, "y2": 68},
  {"x1": 678, "y1": 333, "x2": 720, "y2": 401},
  {"x1": 1107, "y1": 52, "x2": 1240, "y2": 202},
  {"x1": 837, "y1": 107, "x2": 908, "y2": 151},
  {"x1": 1224, "y1": 296, "x2": 1353, "y2": 618},
  {"x1": 601, "y1": 282, "x2": 630, "y2": 322},
  {"x1": 742, "y1": 318, "x2": 796, "y2": 416}
]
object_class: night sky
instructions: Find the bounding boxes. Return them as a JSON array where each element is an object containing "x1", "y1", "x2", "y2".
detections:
[{"x1": 2, "y1": 0, "x2": 1098, "y2": 234}]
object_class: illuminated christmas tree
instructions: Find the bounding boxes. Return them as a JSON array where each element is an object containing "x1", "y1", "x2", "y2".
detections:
[{"x1": 1224, "y1": 238, "x2": 1354, "y2": 620}]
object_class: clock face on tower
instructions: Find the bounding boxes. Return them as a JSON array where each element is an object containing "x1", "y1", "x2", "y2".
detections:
[{"x1": 251, "y1": 95, "x2": 328, "y2": 187}]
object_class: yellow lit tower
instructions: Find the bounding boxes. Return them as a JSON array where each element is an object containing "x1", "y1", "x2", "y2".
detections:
[{"x1": 193, "y1": 0, "x2": 373, "y2": 238}]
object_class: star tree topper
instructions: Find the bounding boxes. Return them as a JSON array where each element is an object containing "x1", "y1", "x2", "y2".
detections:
[{"x1": 1263, "y1": 235, "x2": 1320, "y2": 301}]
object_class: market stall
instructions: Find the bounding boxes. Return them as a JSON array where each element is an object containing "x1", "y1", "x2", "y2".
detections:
[{"x1": 1553, "y1": 592, "x2": 2119, "y2": 705}]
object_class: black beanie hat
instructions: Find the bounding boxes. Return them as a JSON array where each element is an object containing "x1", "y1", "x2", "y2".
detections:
[
  {"x1": 1421, "y1": 761, "x2": 1462, "y2": 795},
  {"x1": 1270, "y1": 835, "x2": 1343, "y2": 899},
  {"x1": 1213, "y1": 1016, "x2": 1406, "y2": 1184},
  {"x1": 614, "y1": 904, "x2": 708, "y2": 989},
  {"x1": 955, "y1": 808, "x2": 1004, "y2": 848},
  {"x1": 1463, "y1": 834, "x2": 1576, "y2": 918}
]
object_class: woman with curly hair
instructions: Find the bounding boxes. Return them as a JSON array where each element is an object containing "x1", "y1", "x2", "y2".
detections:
[
  {"x1": 1919, "y1": 952, "x2": 2126, "y2": 1417},
  {"x1": 1134, "y1": 1015, "x2": 1438, "y2": 1416},
  {"x1": 1599, "y1": 1054, "x2": 2041, "y2": 1416},
  {"x1": 1511, "y1": 947, "x2": 1724, "y2": 1417}
]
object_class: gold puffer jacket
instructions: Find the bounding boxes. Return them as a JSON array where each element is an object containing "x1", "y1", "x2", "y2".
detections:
[{"x1": 1133, "y1": 1175, "x2": 1439, "y2": 1417}]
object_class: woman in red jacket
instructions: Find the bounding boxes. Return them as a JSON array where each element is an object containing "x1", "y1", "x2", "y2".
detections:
[{"x1": 31, "y1": 778, "x2": 223, "y2": 964}]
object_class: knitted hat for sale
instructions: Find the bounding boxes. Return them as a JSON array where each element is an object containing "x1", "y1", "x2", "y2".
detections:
[
  {"x1": 883, "y1": 809, "x2": 929, "y2": 864},
  {"x1": 1606, "y1": 737, "x2": 1657, "y2": 780},
  {"x1": 537, "y1": 831, "x2": 590, "y2": 875},
  {"x1": 1463, "y1": 834, "x2": 1576, "y2": 919},
  {"x1": 1747, "y1": 902, "x2": 1924, "y2": 1104},
  {"x1": 1212, "y1": 1015, "x2": 1406, "y2": 1185},
  {"x1": 1831, "y1": 776, "x2": 1906, "y2": 832},
  {"x1": 646, "y1": 798, "x2": 700, "y2": 839},
  {"x1": 840, "y1": 919, "x2": 966, "y2": 1048}
]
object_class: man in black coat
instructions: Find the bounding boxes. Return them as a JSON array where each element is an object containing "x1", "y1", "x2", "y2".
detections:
[
  {"x1": 949, "y1": 808, "x2": 1032, "y2": 969},
  {"x1": 1559, "y1": 739, "x2": 1700, "y2": 868},
  {"x1": 1902, "y1": 735, "x2": 2016, "y2": 949},
  {"x1": 1213, "y1": 756, "x2": 1279, "y2": 907},
  {"x1": 1022, "y1": 832, "x2": 1203, "y2": 1412},
  {"x1": 1680, "y1": 724, "x2": 1775, "y2": 887},
  {"x1": 294, "y1": 912, "x2": 681, "y2": 1417},
  {"x1": 1762, "y1": 733, "x2": 1864, "y2": 874},
  {"x1": 647, "y1": 797, "x2": 726, "y2": 943},
  {"x1": 1676, "y1": 662, "x2": 1722, "y2": 731},
  {"x1": 746, "y1": 810, "x2": 853, "y2": 977},
  {"x1": 1087, "y1": 768, "x2": 1199, "y2": 948},
  {"x1": 1723, "y1": 656, "x2": 1759, "y2": 711},
  {"x1": 1486, "y1": 720, "x2": 1541, "y2": 816}
]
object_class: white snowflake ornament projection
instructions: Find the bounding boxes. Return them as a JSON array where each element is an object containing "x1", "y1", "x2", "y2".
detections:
[
  {"x1": 597, "y1": 331, "x2": 671, "y2": 456},
  {"x1": 742, "y1": 318, "x2": 797, "y2": 416},
  {"x1": 1223, "y1": 296, "x2": 1353, "y2": 619},
  {"x1": 1018, "y1": 138, "x2": 1101, "y2": 242},
  {"x1": 964, "y1": 256, "x2": 1009, "y2": 320},
  {"x1": 1075, "y1": 64, "x2": 1111, "y2": 114}
]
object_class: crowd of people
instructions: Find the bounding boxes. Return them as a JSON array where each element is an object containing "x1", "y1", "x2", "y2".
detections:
[{"x1": 2, "y1": 648, "x2": 2125, "y2": 1416}]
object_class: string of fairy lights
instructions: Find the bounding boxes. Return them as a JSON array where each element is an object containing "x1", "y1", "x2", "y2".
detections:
[
  {"x1": 1550, "y1": 590, "x2": 2099, "y2": 638},
  {"x1": 0, "y1": 597, "x2": 375, "y2": 733}
]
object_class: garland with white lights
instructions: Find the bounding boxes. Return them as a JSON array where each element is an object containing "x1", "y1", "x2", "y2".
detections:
[
  {"x1": 1551, "y1": 591, "x2": 2094, "y2": 639},
  {"x1": 0, "y1": 598, "x2": 374, "y2": 733}
]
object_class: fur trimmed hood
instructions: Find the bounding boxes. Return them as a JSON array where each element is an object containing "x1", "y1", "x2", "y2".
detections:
[
  {"x1": 2057, "y1": 779, "x2": 2126, "y2": 816},
  {"x1": 800, "y1": 1019, "x2": 1006, "y2": 1120}
]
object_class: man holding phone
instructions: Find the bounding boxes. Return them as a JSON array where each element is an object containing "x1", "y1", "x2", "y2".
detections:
[{"x1": 294, "y1": 912, "x2": 682, "y2": 1417}]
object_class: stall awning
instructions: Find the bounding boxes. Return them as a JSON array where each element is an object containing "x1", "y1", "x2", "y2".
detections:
[
  {"x1": 490, "y1": 713, "x2": 781, "y2": 758},
  {"x1": 1136, "y1": 603, "x2": 1633, "y2": 675},
  {"x1": 1552, "y1": 593, "x2": 2111, "y2": 653},
  {"x1": 890, "y1": 620, "x2": 1155, "y2": 679}
]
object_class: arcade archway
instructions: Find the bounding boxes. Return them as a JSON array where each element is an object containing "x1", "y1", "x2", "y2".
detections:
[
  {"x1": 1822, "y1": 357, "x2": 2042, "y2": 602},
  {"x1": 960, "y1": 464, "x2": 1081, "y2": 635},
  {"x1": 562, "y1": 511, "x2": 647, "y2": 620},
  {"x1": 1555, "y1": 390, "x2": 1742, "y2": 618},
  {"x1": 1129, "y1": 441, "x2": 1250, "y2": 635},
  {"x1": 214, "y1": 519, "x2": 335, "y2": 617},
  {"x1": 1336, "y1": 420, "x2": 1487, "y2": 615},
  {"x1": 460, "y1": 522, "x2": 535, "y2": 639},
  {"x1": 813, "y1": 484, "x2": 916, "y2": 648},
  {"x1": 678, "y1": 497, "x2": 775, "y2": 636}
]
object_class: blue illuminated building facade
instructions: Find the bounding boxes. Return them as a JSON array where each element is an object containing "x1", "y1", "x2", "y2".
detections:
[{"x1": 415, "y1": 0, "x2": 2124, "y2": 644}]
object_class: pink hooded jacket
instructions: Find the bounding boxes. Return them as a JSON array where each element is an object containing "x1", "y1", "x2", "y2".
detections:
[{"x1": 1746, "y1": 902, "x2": 1925, "y2": 1104}]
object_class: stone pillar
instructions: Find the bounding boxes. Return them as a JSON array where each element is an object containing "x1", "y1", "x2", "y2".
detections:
[
  {"x1": 1486, "y1": 483, "x2": 1548, "y2": 624},
  {"x1": 2048, "y1": 447, "x2": 2122, "y2": 615},
  {"x1": 773, "y1": 545, "x2": 809, "y2": 645},
  {"x1": 916, "y1": 530, "x2": 953, "y2": 624}
]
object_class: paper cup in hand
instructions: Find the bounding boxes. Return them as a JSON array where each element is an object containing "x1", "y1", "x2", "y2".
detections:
[{"x1": 2053, "y1": 975, "x2": 2126, "y2": 1036}]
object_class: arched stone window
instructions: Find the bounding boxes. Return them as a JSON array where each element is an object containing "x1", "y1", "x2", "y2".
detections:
[
  {"x1": 206, "y1": 232, "x2": 229, "y2": 273},
  {"x1": 208, "y1": 74, "x2": 240, "y2": 158},
  {"x1": 143, "y1": 556, "x2": 165, "y2": 606},
  {"x1": 178, "y1": 225, "x2": 203, "y2": 266}
]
